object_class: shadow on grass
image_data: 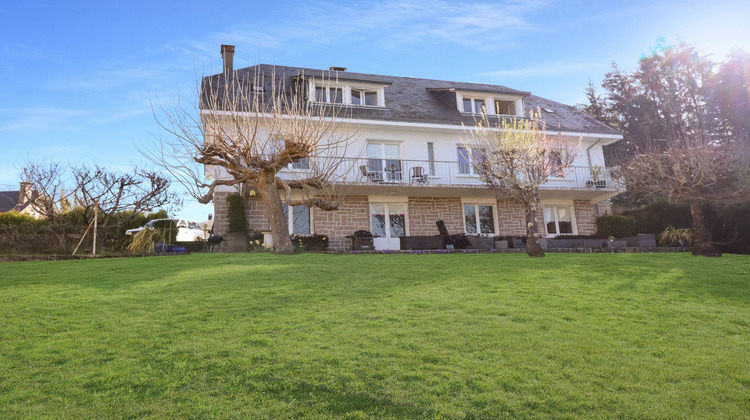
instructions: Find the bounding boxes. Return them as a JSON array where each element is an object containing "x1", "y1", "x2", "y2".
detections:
[{"x1": 266, "y1": 380, "x2": 437, "y2": 418}]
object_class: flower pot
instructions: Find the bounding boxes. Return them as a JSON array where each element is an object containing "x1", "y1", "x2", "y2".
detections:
[{"x1": 224, "y1": 232, "x2": 248, "y2": 252}]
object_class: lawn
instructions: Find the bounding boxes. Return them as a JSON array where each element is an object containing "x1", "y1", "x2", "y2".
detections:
[{"x1": 1, "y1": 253, "x2": 749, "y2": 419}]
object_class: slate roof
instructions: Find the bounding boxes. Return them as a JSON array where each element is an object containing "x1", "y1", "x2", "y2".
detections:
[
  {"x1": 0, "y1": 190, "x2": 21, "y2": 213},
  {"x1": 203, "y1": 64, "x2": 620, "y2": 136}
]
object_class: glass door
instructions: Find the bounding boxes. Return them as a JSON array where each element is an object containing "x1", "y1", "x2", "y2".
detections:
[
  {"x1": 370, "y1": 203, "x2": 406, "y2": 250},
  {"x1": 367, "y1": 142, "x2": 402, "y2": 182}
]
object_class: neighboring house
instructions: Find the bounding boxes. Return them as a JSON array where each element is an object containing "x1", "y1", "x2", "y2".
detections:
[
  {"x1": 0, "y1": 182, "x2": 47, "y2": 219},
  {"x1": 205, "y1": 46, "x2": 622, "y2": 250}
]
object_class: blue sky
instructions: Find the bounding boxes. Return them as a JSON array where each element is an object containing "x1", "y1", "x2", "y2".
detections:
[{"x1": 1, "y1": 0, "x2": 748, "y2": 222}]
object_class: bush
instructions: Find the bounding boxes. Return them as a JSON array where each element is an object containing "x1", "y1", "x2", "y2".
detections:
[
  {"x1": 226, "y1": 193, "x2": 248, "y2": 234},
  {"x1": 0, "y1": 210, "x2": 43, "y2": 226},
  {"x1": 292, "y1": 234, "x2": 329, "y2": 252},
  {"x1": 621, "y1": 201, "x2": 691, "y2": 235},
  {"x1": 596, "y1": 214, "x2": 636, "y2": 238}
]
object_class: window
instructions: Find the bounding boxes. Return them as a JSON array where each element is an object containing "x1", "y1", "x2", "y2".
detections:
[
  {"x1": 290, "y1": 157, "x2": 310, "y2": 170},
  {"x1": 351, "y1": 88, "x2": 379, "y2": 106},
  {"x1": 282, "y1": 204, "x2": 311, "y2": 235},
  {"x1": 494, "y1": 99, "x2": 516, "y2": 115},
  {"x1": 310, "y1": 80, "x2": 384, "y2": 107},
  {"x1": 314, "y1": 86, "x2": 343, "y2": 104},
  {"x1": 370, "y1": 203, "x2": 406, "y2": 238},
  {"x1": 464, "y1": 204, "x2": 495, "y2": 234},
  {"x1": 427, "y1": 142, "x2": 435, "y2": 175},
  {"x1": 457, "y1": 145, "x2": 485, "y2": 175},
  {"x1": 367, "y1": 141, "x2": 402, "y2": 181},
  {"x1": 544, "y1": 205, "x2": 574, "y2": 236},
  {"x1": 462, "y1": 97, "x2": 486, "y2": 114}
]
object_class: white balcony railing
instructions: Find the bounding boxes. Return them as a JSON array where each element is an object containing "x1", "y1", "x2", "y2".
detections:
[{"x1": 283, "y1": 157, "x2": 617, "y2": 190}]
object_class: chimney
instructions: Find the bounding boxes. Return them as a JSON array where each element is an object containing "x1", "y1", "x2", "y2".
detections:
[
  {"x1": 329, "y1": 66, "x2": 347, "y2": 72},
  {"x1": 18, "y1": 182, "x2": 31, "y2": 206},
  {"x1": 221, "y1": 44, "x2": 235, "y2": 77}
]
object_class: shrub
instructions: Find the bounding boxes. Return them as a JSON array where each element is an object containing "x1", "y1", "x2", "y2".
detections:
[
  {"x1": 292, "y1": 234, "x2": 329, "y2": 252},
  {"x1": 658, "y1": 225, "x2": 694, "y2": 247},
  {"x1": 0, "y1": 210, "x2": 42, "y2": 226},
  {"x1": 226, "y1": 193, "x2": 248, "y2": 234},
  {"x1": 596, "y1": 214, "x2": 636, "y2": 238},
  {"x1": 621, "y1": 201, "x2": 691, "y2": 235}
]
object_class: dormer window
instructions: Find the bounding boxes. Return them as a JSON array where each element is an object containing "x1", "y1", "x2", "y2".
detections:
[
  {"x1": 462, "y1": 97, "x2": 486, "y2": 114},
  {"x1": 494, "y1": 99, "x2": 517, "y2": 116},
  {"x1": 315, "y1": 86, "x2": 343, "y2": 104},
  {"x1": 351, "y1": 88, "x2": 379, "y2": 106},
  {"x1": 309, "y1": 79, "x2": 385, "y2": 107},
  {"x1": 457, "y1": 92, "x2": 524, "y2": 116}
]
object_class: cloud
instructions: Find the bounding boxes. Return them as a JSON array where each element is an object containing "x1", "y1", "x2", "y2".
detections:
[
  {"x1": 481, "y1": 59, "x2": 607, "y2": 79},
  {"x1": 191, "y1": 0, "x2": 551, "y2": 54},
  {"x1": 0, "y1": 107, "x2": 91, "y2": 132}
]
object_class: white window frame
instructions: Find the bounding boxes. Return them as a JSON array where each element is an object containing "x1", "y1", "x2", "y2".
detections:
[
  {"x1": 369, "y1": 201, "x2": 409, "y2": 239},
  {"x1": 457, "y1": 92, "x2": 524, "y2": 116},
  {"x1": 309, "y1": 80, "x2": 385, "y2": 107},
  {"x1": 462, "y1": 202, "x2": 498, "y2": 235},
  {"x1": 543, "y1": 204, "x2": 578, "y2": 237},
  {"x1": 456, "y1": 144, "x2": 483, "y2": 176},
  {"x1": 282, "y1": 203, "x2": 312, "y2": 235}
]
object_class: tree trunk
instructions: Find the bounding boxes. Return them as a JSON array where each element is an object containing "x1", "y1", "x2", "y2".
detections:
[
  {"x1": 525, "y1": 195, "x2": 545, "y2": 258},
  {"x1": 689, "y1": 199, "x2": 721, "y2": 257},
  {"x1": 257, "y1": 177, "x2": 295, "y2": 255}
]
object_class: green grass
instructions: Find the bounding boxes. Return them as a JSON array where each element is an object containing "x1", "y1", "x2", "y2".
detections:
[{"x1": 1, "y1": 253, "x2": 749, "y2": 419}]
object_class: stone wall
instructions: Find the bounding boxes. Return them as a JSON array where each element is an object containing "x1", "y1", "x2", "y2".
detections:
[
  {"x1": 313, "y1": 195, "x2": 370, "y2": 250},
  {"x1": 596, "y1": 199, "x2": 612, "y2": 216},
  {"x1": 496, "y1": 198, "x2": 527, "y2": 236},
  {"x1": 573, "y1": 200, "x2": 597, "y2": 235},
  {"x1": 212, "y1": 191, "x2": 230, "y2": 237},
  {"x1": 407, "y1": 197, "x2": 463, "y2": 236}
]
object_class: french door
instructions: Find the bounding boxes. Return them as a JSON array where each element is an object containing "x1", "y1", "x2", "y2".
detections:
[
  {"x1": 367, "y1": 142, "x2": 402, "y2": 182},
  {"x1": 370, "y1": 203, "x2": 406, "y2": 250}
]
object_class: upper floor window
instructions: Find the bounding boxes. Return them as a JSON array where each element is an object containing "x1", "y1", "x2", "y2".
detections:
[
  {"x1": 457, "y1": 92, "x2": 523, "y2": 116},
  {"x1": 462, "y1": 97, "x2": 486, "y2": 114},
  {"x1": 315, "y1": 86, "x2": 342, "y2": 104},
  {"x1": 309, "y1": 80, "x2": 385, "y2": 107},
  {"x1": 457, "y1": 145, "x2": 485, "y2": 175},
  {"x1": 290, "y1": 157, "x2": 310, "y2": 170},
  {"x1": 494, "y1": 99, "x2": 516, "y2": 116}
]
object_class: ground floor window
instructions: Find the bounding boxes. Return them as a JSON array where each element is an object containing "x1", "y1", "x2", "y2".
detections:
[
  {"x1": 463, "y1": 204, "x2": 495, "y2": 234},
  {"x1": 544, "y1": 205, "x2": 574, "y2": 236},
  {"x1": 282, "y1": 204, "x2": 310, "y2": 235},
  {"x1": 370, "y1": 203, "x2": 406, "y2": 238}
]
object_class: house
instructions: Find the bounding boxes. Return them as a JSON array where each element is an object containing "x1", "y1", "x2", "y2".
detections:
[
  {"x1": 0, "y1": 182, "x2": 47, "y2": 219},
  {"x1": 204, "y1": 46, "x2": 622, "y2": 250}
]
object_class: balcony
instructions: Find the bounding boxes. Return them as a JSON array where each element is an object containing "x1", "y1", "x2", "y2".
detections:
[{"x1": 279, "y1": 157, "x2": 620, "y2": 200}]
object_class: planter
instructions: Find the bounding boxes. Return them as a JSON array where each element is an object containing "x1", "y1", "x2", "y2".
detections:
[
  {"x1": 224, "y1": 232, "x2": 248, "y2": 252},
  {"x1": 606, "y1": 240, "x2": 627, "y2": 249},
  {"x1": 583, "y1": 239, "x2": 606, "y2": 248},
  {"x1": 494, "y1": 240, "x2": 508, "y2": 249}
]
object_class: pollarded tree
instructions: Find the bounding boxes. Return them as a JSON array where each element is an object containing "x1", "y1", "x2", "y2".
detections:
[
  {"x1": 148, "y1": 64, "x2": 358, "y2": 254},
  {"x1": 466, "y1": 108, "x2": 580, "y2": 257}
]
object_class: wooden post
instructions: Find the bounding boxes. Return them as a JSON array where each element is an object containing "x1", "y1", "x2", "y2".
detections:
[{"x1": 92, "y1": 201, "x2": 98, "y2": 255}]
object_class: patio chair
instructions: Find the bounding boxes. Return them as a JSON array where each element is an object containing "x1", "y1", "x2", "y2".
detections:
[
  {"x1": 410, "y1": 166, "x2": 428, "y2": 183},
  {"x1": 359, "y1": 165, "x2": 383, "y2": 183}
]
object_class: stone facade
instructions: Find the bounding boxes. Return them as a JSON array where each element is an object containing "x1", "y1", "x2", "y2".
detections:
[
  {"x1": 407, "y1": 197, "x2": 463, "y2": 236},
  {"x1": 596, "y1": 199, "x2": 612, "y2": 216},
  {"x1": 312, "y1": 195, "x2": 370, "y2": 250},
  {"x1": 496, "y1": 198, "x2": 527, "y2": 236},
  {"x1": 573, "y1": 200, "x2": 597, "y2": 235},
  {"x1": 213, "y1": 191, "x2": 604, "y2": 249}
]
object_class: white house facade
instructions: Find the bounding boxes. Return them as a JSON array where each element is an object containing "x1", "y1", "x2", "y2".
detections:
[{"x1": 205, "y1": 50, "x2": 623, "y2": 251}]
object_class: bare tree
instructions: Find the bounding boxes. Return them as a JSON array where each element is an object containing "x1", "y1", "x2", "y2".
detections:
[
  {"x1": 466, "y1": 108, "x2": 580, "y2": 257},
  {"x1": 20, "y1": 160, "x2": 177, "y2": 245},
  {"x1": 147, "y1": 66, "x2": 359, "y2": 254}
]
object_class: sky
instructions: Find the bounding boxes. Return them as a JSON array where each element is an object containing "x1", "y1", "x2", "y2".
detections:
[{"x1": 1, "y1": 0, "x2": 748, "y2": 222}]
